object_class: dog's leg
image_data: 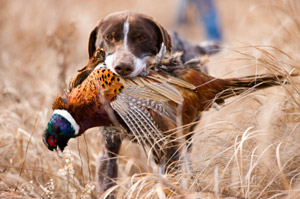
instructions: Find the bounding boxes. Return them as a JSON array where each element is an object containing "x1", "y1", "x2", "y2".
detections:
[
  {"x1": 97, "y1": 126, "x2": 122, "y2": 199},
  {"x1": 163, "y1": 127, "x2": 196, "y2": 175},
  {"x1": 162, "y1": 143, "x2": 181, "y2": 174}
]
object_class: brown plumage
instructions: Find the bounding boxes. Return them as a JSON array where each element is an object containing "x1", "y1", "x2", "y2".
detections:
[
  {"x1": 48, "y1": 55, "x2": 287, "y2": 164},
  {"x1": 43, "y1": 51, "x2": 291, "y2": 198},
  {"x1": 67, "y1": 48, "x2": 105, "y2": 91}
]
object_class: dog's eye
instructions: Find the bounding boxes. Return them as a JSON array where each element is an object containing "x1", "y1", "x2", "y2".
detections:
[
  {"x1": 106, "y1": 35, "x2": 114, "y2": 42},
  {"x1": 137, "y1": 35, "x2": 146, "y2": 42}
]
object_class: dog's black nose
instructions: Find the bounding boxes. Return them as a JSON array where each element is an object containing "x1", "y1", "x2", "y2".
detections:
[{"x1": 114, "y1": 63, "x2": 133, "y2": 76}]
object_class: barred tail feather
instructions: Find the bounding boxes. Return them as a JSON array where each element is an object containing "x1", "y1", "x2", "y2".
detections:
[
  {"x1": 218, "y1": 74, "x2": 286, "y2": 101},
  {"x1": 228, "y1": 74, "x2": 285, "y2": 89}
]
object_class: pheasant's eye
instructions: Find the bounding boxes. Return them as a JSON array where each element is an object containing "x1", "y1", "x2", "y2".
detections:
[
  {"x1": 48, "y1": 135, "x2": 57, "y2": 147},
  {"x1": 106, "y1": 35, "x2": 114, "y2": 42}
]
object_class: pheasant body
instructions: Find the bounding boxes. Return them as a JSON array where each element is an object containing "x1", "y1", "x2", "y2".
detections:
[{"x1": 44, "y1": 54, "x2": 287, "y2": 162}]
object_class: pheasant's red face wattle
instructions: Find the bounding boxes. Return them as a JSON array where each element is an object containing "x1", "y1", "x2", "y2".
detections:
[{"x1": 48, "y1": 135, "x2": 57, "y2": 147}]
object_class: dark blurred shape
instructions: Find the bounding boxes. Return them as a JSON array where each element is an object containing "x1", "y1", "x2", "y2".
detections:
[
  {"x1": 170, "y1": 31, "x2": 220, "y2": 64},
  {"x1": 176, "y1": 0, "x2": 222, "y2": 42}
]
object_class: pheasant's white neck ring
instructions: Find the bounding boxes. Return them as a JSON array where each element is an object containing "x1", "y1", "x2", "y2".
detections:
[{"x1": 53, "y1": 109, "x2": 80, "y2": 135}]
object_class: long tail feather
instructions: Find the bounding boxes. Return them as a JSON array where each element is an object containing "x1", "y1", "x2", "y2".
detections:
[{"x1": 220, "y1": 74, "x2": 286, "y2": 100}]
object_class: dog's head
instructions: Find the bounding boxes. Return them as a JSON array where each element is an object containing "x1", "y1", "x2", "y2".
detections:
[{"x1": 88, "y1": 11, "x2": 172, "y2": 78}]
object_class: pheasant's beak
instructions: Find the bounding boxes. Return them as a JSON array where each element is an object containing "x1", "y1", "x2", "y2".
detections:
[{"x1": 56, "y1": 146, "x2": 63, "y2": 158}]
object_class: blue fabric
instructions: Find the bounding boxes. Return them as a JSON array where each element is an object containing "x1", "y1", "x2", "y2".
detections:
[{"x1": 176, "y1": 0, "x2": 222, "y2": 41}]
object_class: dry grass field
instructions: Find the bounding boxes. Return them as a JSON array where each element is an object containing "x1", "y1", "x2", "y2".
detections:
[{"x1": 1, "y1": 0, "x2": 300, "y2": 198}]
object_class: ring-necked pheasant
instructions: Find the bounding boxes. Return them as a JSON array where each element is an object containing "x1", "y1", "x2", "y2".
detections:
[{"x1": 43, "y1": 51, "x2": 291, "y2": 197}]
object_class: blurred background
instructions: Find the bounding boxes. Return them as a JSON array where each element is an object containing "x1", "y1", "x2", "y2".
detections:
[{"x1": 1, "y1": 0, "x2": 300, "y2": 198}]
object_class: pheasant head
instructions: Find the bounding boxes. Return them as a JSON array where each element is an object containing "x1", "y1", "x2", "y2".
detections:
[
  {"x1": 43, "y1": 66, "x2": 124, "y2": 154},
  {"x1": 43, "y1": 109, "x2": 80, "y2": 153}
]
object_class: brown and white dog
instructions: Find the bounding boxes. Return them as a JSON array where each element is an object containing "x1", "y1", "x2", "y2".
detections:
[
  {"x1": 87, "y1": 11, "x2": 221, "y2": 197},
  {"x1": 88, "y1": 11, "x2": 219, "y2": 78},
  {"x1": 88, "y1": 11, "x2": 171, "y2": 77}
]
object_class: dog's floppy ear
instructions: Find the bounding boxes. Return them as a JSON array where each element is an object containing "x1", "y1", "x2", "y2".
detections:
[
  {"x1": 88, "y1": 26, "x2": 99, "y2": 58},
  {"x1": 141, "y1": 14, "x2": 172, "y2": 52},
  {"x1": 156, "y1": 22, "x2": 172, "y2": 52},
  {"x1": 88, "y1": 19, "x2": 105, "y2": 58}
]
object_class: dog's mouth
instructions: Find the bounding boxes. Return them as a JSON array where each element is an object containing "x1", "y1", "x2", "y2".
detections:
[
  {"x1": 104, "y1": 49, "x2": 153, "y2": 78},
  {"x1": 127, "y1": 66, "x2": 149, "y2": 78},
  {"x1": 126, "y1": 56, "x2": 151, "y2": 78}
]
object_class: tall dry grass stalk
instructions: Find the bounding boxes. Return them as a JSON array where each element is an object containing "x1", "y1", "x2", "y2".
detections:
[{"x1": 1, "y1": 0, "x2": 300, "y2": 198}]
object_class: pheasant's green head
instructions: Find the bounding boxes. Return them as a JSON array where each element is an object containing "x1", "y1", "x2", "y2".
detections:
[{"x1": 43, "y1": 109, "x2": 80, "y2": 155}]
